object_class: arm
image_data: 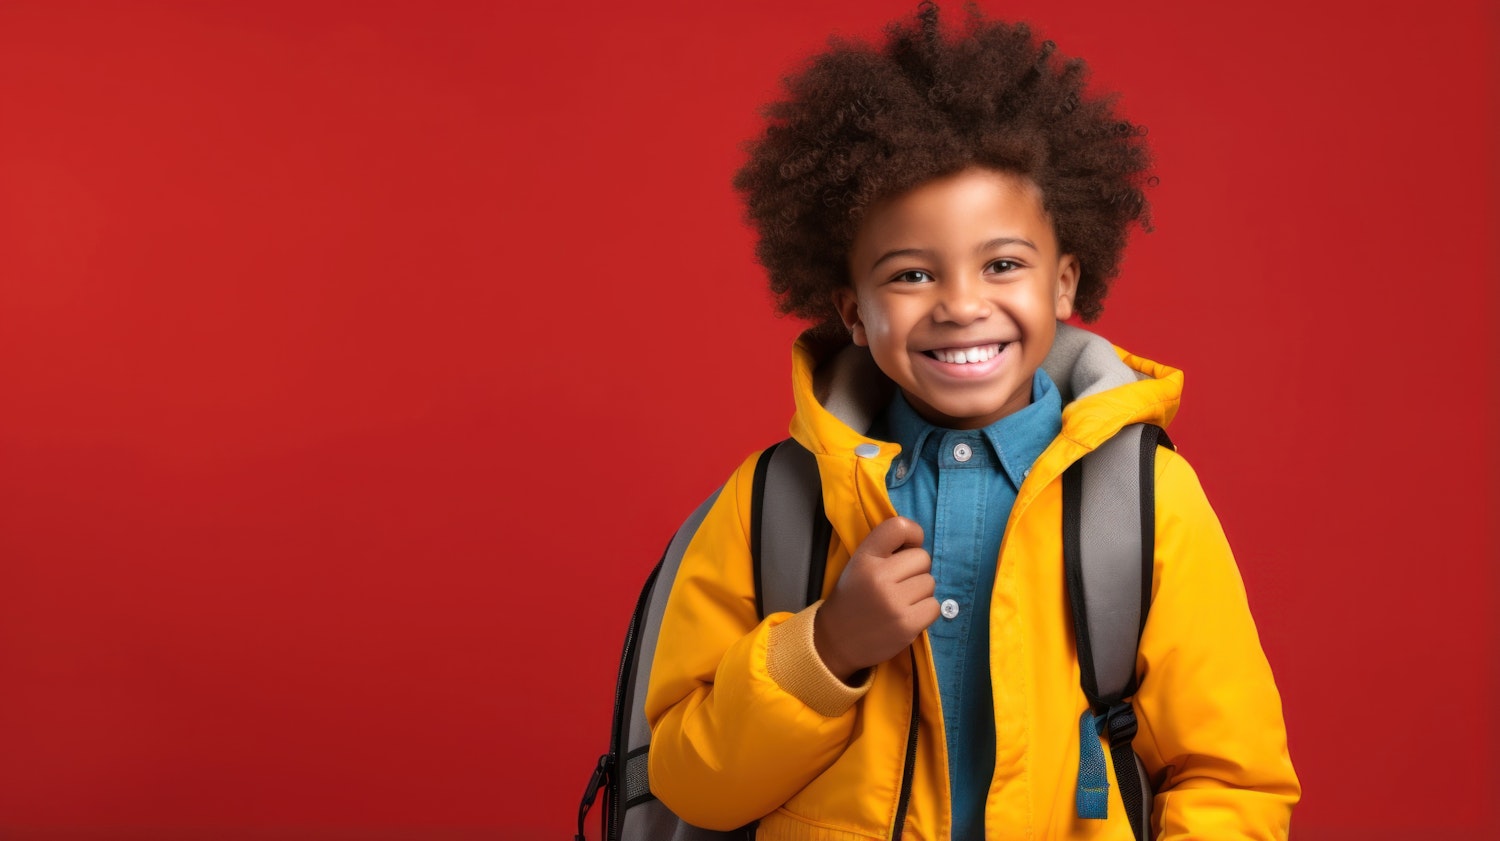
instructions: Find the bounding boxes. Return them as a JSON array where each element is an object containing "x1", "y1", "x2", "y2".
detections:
[
  {"x1": 643, "y1": 453, "x2": 869, "y2": 830},
  {"x1": 1133, "y1": 449, "x2": 1301, "y2": 840}
]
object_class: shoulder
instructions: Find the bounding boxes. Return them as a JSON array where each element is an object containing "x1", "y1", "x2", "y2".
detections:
[
  {"x1": 1150, "y1": 443, "x2": 1224, "y2": 528},
  {"x1": 1143, "y1": 443, "x2": 1247, "y2": 606}
]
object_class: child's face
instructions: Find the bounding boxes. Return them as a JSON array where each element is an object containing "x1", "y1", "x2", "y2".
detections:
[{"x1": 835, "y1": 168, "x2": 1078, "y2": 430}]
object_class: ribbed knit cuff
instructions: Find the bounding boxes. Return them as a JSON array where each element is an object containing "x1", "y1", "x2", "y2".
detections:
[{"x1": 766, "y1": 600, "x2": 874, "y2": 718}]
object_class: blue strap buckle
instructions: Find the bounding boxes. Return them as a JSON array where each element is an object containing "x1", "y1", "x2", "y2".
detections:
[
  {"x1": 1076, "y1": 702, "x2": 1136, "y2": 821},
  {"x1": 1075, "y1": 709, "x2": 1110, "y2": 819}
]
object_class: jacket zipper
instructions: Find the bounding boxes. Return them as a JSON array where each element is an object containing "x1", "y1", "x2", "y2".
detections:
[{"x1": 891, "y1": 648, "x2": 920, "y2": 840}]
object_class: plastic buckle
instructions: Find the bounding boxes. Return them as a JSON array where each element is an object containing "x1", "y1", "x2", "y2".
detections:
[
  {"x1": 576, "y1": 753, "x2": 612, "y2": 841},
  {"x1": 1102, "y1": 702, "x2": 1138, "y2": 743}
]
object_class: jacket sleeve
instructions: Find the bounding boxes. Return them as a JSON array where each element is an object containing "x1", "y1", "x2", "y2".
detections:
[
  {"x1": 1134, "y1": 449, "x2": 1301, "y2": 840},
  {"x1": 644, "y1": 452, "x2": 870, "y2": 831}
]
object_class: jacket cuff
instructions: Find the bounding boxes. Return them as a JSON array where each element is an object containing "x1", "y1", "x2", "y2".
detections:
[{"x1": 765, "y1": 600, "x2": 873, "y2": 718}]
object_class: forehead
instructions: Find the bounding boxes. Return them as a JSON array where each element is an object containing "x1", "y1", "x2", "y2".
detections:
[{"x1": 851, "y1": 167, "x2": 1056, "y2": 253}]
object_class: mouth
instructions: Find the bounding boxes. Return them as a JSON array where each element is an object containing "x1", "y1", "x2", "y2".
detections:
[{"x1": 923, "y1": 343, "x2": 1007, "y2": 364}]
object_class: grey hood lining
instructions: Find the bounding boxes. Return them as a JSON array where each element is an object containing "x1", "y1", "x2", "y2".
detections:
[{"x1": 1041, "y1": 322, "x2": 1149, "y2": 404}]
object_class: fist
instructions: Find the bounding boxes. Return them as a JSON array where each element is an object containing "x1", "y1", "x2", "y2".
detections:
[{"x1": 814, "y1": 516, "x2": 940, "y2": 682}]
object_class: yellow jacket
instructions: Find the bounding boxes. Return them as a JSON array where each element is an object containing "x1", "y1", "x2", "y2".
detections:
[{"x1": 646, "y1": 325, "x2": 1299, "y2": 840}]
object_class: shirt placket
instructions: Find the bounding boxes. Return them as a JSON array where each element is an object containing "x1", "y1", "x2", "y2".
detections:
[{"x1": 929, "y1": 429, "x2": 990, "y2": 741}]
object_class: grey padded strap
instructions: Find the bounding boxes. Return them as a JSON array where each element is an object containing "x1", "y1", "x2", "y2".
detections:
[
  {"x1": 1078, "y1": 424, "x2": 1147, "y2": 699},
  {"x1": 757, "y1": 441, "x2": 824, "y2": 616},
  {"x1": 626, "y1": 489, "x2": 723, "y2": 753}
]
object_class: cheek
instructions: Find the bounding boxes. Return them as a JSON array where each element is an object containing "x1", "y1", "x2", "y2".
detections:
[
  {"x1": 1014, "y1": 284, "x2": 1062, "y2": 324},
  {"x1": 858, "y1": 304, "x2": 908, "y2": 354}
]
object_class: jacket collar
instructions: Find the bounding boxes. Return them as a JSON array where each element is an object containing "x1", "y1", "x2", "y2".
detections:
[
  {"x1": 785, "y1": 322, "x2": 1183, "y2": 557},
  {"x1": 790, "y1": 322, "x2": 1181, "y2": 454}
]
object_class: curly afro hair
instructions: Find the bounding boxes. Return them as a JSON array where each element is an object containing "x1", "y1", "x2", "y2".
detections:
[{"x1": 734, "y1": 2, "x2": 1154, "y2": 336}]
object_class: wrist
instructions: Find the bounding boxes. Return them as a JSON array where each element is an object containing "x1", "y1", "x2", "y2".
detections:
[
  {"x1": 766, "y1": 602, "x2": 873, "y2": 717},
  {"x1": 812, "y1": 606, "x2": 858, "y2": 683}
]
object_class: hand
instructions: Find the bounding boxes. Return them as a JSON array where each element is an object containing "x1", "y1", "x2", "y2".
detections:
[{"x1": 813, "y1": 516, "x2": 940, "y2": 682}]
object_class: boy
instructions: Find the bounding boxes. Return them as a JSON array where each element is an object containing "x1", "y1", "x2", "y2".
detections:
[{"x1": 644, "y1": 5, "x2": 1299, "y2": 839}]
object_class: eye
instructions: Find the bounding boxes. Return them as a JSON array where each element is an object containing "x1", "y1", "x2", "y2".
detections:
[
  {"x1": 894, "y1": 270, "x2": 933, "y2": 284},
  {"x1": 986, "y1": 259, "x2": 1022, "y2": 274}
]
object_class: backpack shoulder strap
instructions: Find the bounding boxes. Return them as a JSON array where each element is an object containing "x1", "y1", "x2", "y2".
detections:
[
  {"x1": 586, "y1": 440, "x2": 833, "y2": 841},
  {"x1": 750, "y1": 439, "x2": 831, "y2": 616},
  {"x1": 1065, "y1": 423, "x2": 1171, "y2": 701},
  {"x1": 752, "y1": 438, "x2": 918, "y2": 841},
  {"x1": 1063, "y1": 423, "x2": 1173, "y2": 841}
]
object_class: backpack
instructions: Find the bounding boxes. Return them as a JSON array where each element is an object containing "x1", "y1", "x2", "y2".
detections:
[{"x1": 577, "y1": 423, "x2": 1171, "y2": 841}]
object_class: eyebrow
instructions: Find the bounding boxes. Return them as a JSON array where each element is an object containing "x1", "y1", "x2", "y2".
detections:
[{"x1": 868, "y1": 237, "x2": 1040, "y2": 273}]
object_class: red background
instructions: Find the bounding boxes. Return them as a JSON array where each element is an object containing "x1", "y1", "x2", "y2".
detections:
[{"x1": 1, "y1": 1, "x2": 1495, "y2": 839}]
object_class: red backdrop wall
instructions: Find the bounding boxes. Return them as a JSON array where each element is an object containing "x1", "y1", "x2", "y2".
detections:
[{"x1": 1, "y1": 1, "x2": 1495, "y2": 838}]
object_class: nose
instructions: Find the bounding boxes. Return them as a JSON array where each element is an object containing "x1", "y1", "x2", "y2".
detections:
[{"x1": 933, "y1": 276, "x2": 992, "y2": 325}]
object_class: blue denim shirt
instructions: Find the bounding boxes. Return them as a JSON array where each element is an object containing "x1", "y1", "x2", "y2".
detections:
[{"x1": 874, "y1": 370, "x2": 1061, "y2": 840}]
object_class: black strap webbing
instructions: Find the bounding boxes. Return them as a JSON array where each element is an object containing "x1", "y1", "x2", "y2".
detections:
[{"x1": 1105, "y1": 702, "x2": 1148, "y2": 841}]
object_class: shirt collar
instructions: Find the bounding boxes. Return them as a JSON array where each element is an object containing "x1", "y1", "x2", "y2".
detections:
[{"x1": 883, "y1": 369, "x2": 1062, "y2": 488}]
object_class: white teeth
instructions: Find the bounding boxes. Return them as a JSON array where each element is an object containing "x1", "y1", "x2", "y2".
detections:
[{"x1": 932, "y1": 344, "x2": 1003, "y2": 364}]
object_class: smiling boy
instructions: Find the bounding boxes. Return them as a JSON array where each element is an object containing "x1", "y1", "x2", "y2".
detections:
[
  {"x1": 835, "y1": 168, "x2": 1075, "y2": 431},
  {"x1": 644, "y1": 6, "x2": 1298, "y2": 840}
]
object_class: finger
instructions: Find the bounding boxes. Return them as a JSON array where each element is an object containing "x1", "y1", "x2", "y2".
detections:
[
  {"x1": 913, "y1": 597, "x2": 942, "y2": 627},
  {"x1": 895, "y1": 573, "x2": 936, "y2": 604},
  {"x1": 885, "y1": 547, "x2": 933, "y2": 580}
]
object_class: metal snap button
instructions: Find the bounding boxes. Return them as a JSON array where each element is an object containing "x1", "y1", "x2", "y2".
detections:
[
  {"x1": 952, "y1": 442, "x2": 973, "y2": 463},
  {"x1": 940, "y1": 599, "x2": 960, "y2": 620}
]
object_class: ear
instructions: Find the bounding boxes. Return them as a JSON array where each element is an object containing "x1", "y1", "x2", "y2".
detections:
[
  {"x1": 1054, "y1": 254, "x2": 1080, "y2": 321},
  {"x1": 832, "y1": 286, "x2": 869, "y2": 347}
]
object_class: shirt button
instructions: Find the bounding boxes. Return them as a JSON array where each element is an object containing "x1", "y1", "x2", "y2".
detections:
[
  {"x1": 894, "y1": 460, "x2": 908, "y2": 480},
  {"x1": 940, "y1": 599, "x2": 960, "y2": 620},
  {"x1": 854, "y1": 443, "x2": 880, "y2": 458},
  {"x1": 952, "y1": 442, "x2": 973, "y2": 463}
]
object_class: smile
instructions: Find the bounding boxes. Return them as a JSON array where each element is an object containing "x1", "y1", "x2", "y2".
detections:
[{"x1": 925, "y1": 343, "x2": 1006, "y2": 364}]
